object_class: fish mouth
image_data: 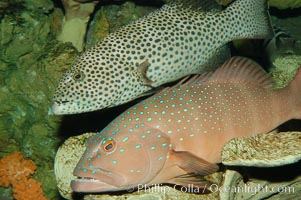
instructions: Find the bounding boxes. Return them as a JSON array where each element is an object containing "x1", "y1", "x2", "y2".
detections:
[
  {"x1": 51, "y1": 100, "x2": 71, "y2": 115},
  {"x1": 72, "y1": 170, "x2": 126, "y2": 193},
  {"x1": 71, "y1": 177, "x2": 119, "y2": 192}
]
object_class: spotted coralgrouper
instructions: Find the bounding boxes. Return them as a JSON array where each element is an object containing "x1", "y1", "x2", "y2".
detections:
[
  {"x1": 71, "y1": 56, "x2": 301, "y2": 192},
  {"x1": 52, "y1": 0, "x2": 273, "y2": 115}
]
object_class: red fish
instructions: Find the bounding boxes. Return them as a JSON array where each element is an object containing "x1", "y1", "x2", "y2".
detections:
[{"x1": 71, "y1": 56, "x2": 301, "y2": 193}]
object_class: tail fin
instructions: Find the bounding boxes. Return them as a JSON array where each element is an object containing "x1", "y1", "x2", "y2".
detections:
[
  {"x1": 225, "y1": 0, "x2": 274, "y2": 40},
  {"x1": 288, "y1": 67, "x2": 301, "y2": 119}
]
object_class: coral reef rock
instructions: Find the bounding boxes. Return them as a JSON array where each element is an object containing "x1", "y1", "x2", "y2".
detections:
[
  {"x1": 55, "y1": 132, "x2": 94, "y2": 199},
  {"x1": 222, "y1": 131, "x2": 301, "y2": 167},
  {"x1": 270, "y1": 55, "x2": 301, "y2": 88},
  {"x1": 220, "y1": 170, "x2": 301, "y2": 200}
]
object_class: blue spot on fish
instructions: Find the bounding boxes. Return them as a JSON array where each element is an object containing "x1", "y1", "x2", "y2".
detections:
[{"x1": 123, "y1": 137, "x2": 129, "y2": 142}]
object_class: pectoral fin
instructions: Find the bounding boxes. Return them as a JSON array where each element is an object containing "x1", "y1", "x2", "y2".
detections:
[
  {"x1": 133, "y1": 60, "x2": 154, "y2": 87},
  {"x1": 167, "y1": 150, "x2": 219, "y2": 189},
  {"x1": 170, "y1": 150, "x2": 219, "y2": 175}
]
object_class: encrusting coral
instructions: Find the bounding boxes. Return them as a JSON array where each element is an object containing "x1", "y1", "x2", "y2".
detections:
[
  {"x1": 222, "y1": 131, "x2": 301, "y2": 167},
  {"x1": 0, "y1": 151, "x2": 49, "y2": 200}
]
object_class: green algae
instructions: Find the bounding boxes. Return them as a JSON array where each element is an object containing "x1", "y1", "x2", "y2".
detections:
[
  {"x1": 0, "y1": 1, "x2": 158, "y2": 199},
  {"x1": 0, "y1": 42, "x2": 78, "y2": 199},
  {"x1": 0, "y1": 0, "x2": 77, "y2": 198}
]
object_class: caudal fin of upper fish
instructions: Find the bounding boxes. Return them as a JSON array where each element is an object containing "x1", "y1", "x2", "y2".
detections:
[{"x1": 225, "y1": 0, "x2": 274, "y2": 40}]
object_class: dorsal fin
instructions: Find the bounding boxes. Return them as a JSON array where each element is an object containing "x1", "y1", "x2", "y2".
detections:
[
  {"x1": 157, "y1": 72, "x2": 213, "y2": 95},
  {"x1": 159, "y1": 57, "x2": 274, "y2": 95},
  {"x1": 205, "y1": 56, "x2": 275, "y2": 88}
]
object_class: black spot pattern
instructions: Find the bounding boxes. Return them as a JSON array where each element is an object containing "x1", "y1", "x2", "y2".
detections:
[{"x1": 53, "y1": 0, "x2": 272, "y2": 114}]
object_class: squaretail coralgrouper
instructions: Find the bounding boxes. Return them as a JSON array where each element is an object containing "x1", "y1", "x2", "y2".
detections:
[
  {"x1": 52, "y1": 0, "x2": 273, "y2": 114},
  {"x1": 71, "y1": 56, "x2": 301, "y2": 192}
]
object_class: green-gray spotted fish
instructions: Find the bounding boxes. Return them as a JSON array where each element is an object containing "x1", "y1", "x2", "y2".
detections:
[
  {"x1": 71, "y1": 56, "x2": 301, "y2": 192},
  {"x1": 52, "y1": 0, "x2": 273, "y2": 115}
]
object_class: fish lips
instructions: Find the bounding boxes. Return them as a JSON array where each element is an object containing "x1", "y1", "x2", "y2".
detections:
[
  {"x1": 51, "y1": 101, "x2": 69, "y2": 115},
  {"x1": 72, "y1": 170, "x2": 126, "y2": 193},
  {"x1": 71, "y1": 178, "x2": 119, "y2": 193},
  {"x1": 51, "y1": 100, "x2": 82, "y2": 115}
]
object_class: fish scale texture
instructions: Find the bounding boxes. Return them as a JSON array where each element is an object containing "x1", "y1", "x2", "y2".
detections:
[
  {"x1": 52, "y1": 0, "x2": 272, "y2": 114},
  {"x1": 70, "y1": 56, "x2": 301, "y2": 193}
]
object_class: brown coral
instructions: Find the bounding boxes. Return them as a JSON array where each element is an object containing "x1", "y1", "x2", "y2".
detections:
[{"x1": 0, "y1": 151, "x2": 49, "y2": 200}]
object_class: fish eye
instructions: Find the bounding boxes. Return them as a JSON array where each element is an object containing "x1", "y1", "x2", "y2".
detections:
[
  {"x1": 73, "y1": 71, "x2": 85, "y2": 82},
  {"x1": 102, "y1": 139, "x2": 116, "y2": 153}
]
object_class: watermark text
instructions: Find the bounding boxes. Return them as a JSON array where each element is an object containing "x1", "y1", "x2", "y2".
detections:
[{"x1": 128, "y1": 183, "x2": 295, "y2": 195}]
